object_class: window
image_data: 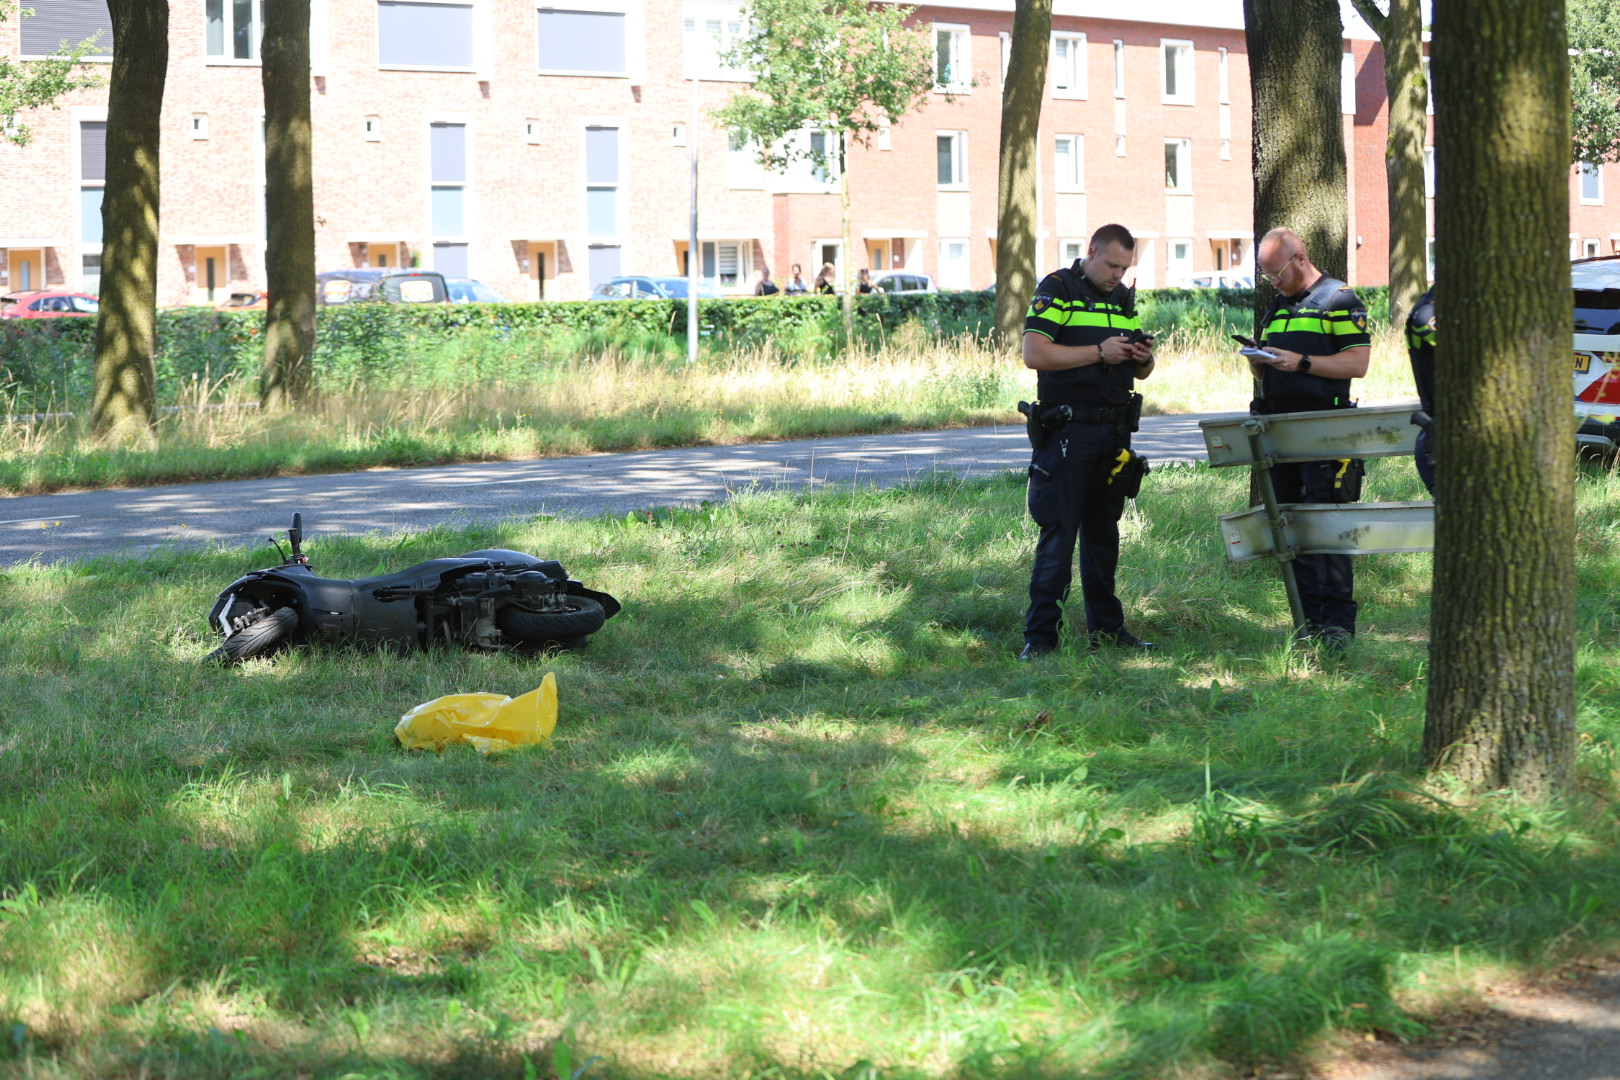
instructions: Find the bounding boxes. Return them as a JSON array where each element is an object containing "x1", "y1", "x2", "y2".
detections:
[
  {"x1": 683, "y1": 2, "x2": 745, "y2": 79},
  {"x1": 585, "y1": 125, "x2": 620, "y2": 238},
  {"x1": 1221, "y1": 139, "x2": 1231, "y2": 160},
  {"x1": 1422, "y1": 56, "x2": 1434, "y2": 114},
  {"x1": 378, "y1": 1, "x2": 473, "y2": 69},
  {"x1": 429, "y1": 122, "x2": 468, "y2": 271},
  {"x1": 20, "y1": 0, "x2": 112, "y2": 58},
  {"x1": 1054, "y1": 134, "x2": 1083, "y2": 191},
  {"x1": 701, "y1": 241, "x2": 748, "y2": 289},
  {"x1": 936, "y1": 130, "x2": 966, "y2": 187},
  {"x1": 1116, "y1": 135, "x2": 1126, "y2": 157},
  {"x1": 1112, "y1": 39, "x2": 1124, "y2": 97},
  {"x1": 539, "y1": 8, "x2": 626, "y2": 75},
  {"x1": 1580, "y1": 162, "x2": 1603, "y2": 206},
  {"x1": 206, "y1": 0, "x2": 260, "y2": 61},
  {"x1": 933, "y1": 23, "x2": 969, "y2": 91},
  {"x1": 999, "y1": 32, "x2": 1010, "y2": 89},
  {"x1": 190, "y1": 113, "x2": 209, "y2": 140},
  {"x1": 727, "y1": 133, "x2": 763, "y2": 189},
  {"x1": 1426, "y1": 237, "x2": 1435, "y2": 281},
  {"x1": 1051, "y1": 33, "x2": 1086, "y2": 97},
  {"x1": 1168, "y1": 238, "x2": 1193, "y2": 283},
  {"x1": 1061, "y1": 240, "x2": 1084, "y2": 264},
  {"x1": 807, "y1": 129, "x2": 836, "y2": 184},
  {"x1": 877, "y1": 122, "x2": 891, "y2": 151},
  {"x1": 80, "y1": 120, "x2": 105, "y2": 247},
  {"x1": 365, "y1": 115, "x2": 382, "y2": 141},
  {"x1": 588, "y1": 245, "x2": 620, "y2": 287},
  {"x1": 1340, "y1": 51, "x2": 1356, "y2": 114},
  {"x1": 1582, "y1": 238, "x2": 1601, "y2": 259},
  {"x1": 1424, "y1": 146, "x2": 1435, "y2": 198},
  {"x1": 81, "y1": 254, "x2": 101, "y2": 294},
  {"x1": 938, "y1": 238, "x2": 969, "y2": 289},
  {"x1": 1218, "y1": 46, "x2": 1229, "y2": 104},
  {"x1": 672, "y1": 123, "x2": 687, "y2": 146},
  {"x1": 1164, "y1": 138, "x2": 1190, "y2": 191},
  {"x1": 525, "y1": 118, "x2": 540, "y2": 143},
  {"x1": 1161, "y1": 40, "x2": 1193, "y2": 104}
]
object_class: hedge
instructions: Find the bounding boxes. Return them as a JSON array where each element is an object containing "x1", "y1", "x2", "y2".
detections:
[{"x1": 0, "y1": 285, "x2": 1390, "y2": 412}]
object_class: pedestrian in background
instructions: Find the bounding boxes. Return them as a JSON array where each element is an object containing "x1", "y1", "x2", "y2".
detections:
[
  {"x1": 813, "y1": 263, "x2": 836, "y2": 295},
  {"x1": 754, "y1": 266, "x2": 780, "y2": 296},
  {"x1": 783, "y1": 263, "x2": 809, "y2": 295}
]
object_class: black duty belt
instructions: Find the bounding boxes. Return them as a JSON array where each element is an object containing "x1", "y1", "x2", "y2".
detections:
[{"x1": 1065, "y1": 401, "x2": 1134, "y2": 425}]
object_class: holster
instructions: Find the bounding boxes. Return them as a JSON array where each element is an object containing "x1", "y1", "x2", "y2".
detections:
[
  {"x1": 1119, "y1": 392, "x2": 1144, "y2": 441},
  {"x1": 1093, "y1": 447, "x2": 1151, "y2": 498},
  {"x1": 1018, "y1": 400, "x2": 1073, "y2": 451},
  {"x1": 1302, "y1": 458, "x2": 1364, "y2": 503}
]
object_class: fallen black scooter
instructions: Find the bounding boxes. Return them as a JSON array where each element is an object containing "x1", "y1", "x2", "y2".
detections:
[{"x1": 205, "y1": 513, "x2": 620, "y2": 664}]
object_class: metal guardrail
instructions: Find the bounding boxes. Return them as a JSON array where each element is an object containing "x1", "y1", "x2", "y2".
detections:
[
  {"x1": 1217, "y1": 501, "x2": 1435, "y2": 562},
  {"x1": 1199, "y1": 403, "x2": 1420, "y2": 466}
]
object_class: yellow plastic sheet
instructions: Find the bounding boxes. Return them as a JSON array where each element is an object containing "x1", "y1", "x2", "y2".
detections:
[{"x1": 394, "y1": 673, "x2": 558, "y2": 754}]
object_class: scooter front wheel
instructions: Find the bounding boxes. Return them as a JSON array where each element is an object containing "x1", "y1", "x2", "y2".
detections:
[
  {"x1": 497, "y1": 597, "x2": 606, "y2": 643},
  {"x1": 206, "y1": 606, "x2": 299, "y2": 665}
]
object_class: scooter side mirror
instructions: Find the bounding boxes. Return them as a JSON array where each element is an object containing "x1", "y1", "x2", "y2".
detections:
[{"x1": 289, "y1": 513, "x2": 303, "y2": 557}]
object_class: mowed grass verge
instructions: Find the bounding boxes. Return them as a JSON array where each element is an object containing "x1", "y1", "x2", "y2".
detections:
[
  {"x1": 0, "y1": 328, "x2": 1424, "y2": 496},
  {"x1": 0, "y1": 459, "x2": 1617, "y2": 1079}
]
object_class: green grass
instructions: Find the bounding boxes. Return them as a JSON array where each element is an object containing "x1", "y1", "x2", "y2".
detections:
[
  {"x1": 0, "y1": 329, "x2": 1424, "y2": 497},
  {"x1": 0, "y1": 457, "x2": 1616, "y2": 1079}
]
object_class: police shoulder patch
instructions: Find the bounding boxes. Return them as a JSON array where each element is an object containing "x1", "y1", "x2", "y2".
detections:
[
  {"x1": 1030, "y1": 294, "x2": 1054, "y2": 315},
  {"x1": 1349, "y1": 308, "x2": 1369, "y2": 331}
]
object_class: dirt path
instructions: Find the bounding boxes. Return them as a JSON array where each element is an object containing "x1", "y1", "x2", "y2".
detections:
[{"x1": 1312, "y1": 962, "x2": 1620, "y2": 1080}]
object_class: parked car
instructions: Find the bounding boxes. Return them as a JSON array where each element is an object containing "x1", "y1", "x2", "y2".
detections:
[
  {"x1": 589, "y1": 276, "x2": 717, "y2": 300},
  {"x1": 1184, "y1": 271, "x2": 1254, "y2": 289},
  {"x1": 215, "y1": 290, "x2": 268, "y2": 312},
  {"x1": 444, "y1": 277, "x2": 511, "y2": 304},
  {"x1": 1573, "y1": 256, "x2": 1620, "y2": 453},
  {"x1": 0, "y1": 290, "x2": 99, "y2": 319},
  {"x1": 316, "y1": 268, "x2": 450, "y2": 305},
  {"x1": 869, "y1": 270, "x2": 937, "y2": 295}
]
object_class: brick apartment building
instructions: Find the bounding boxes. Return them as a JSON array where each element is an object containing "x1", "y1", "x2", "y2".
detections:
[{"x1": 0, "y1": 0, "x2": 1614, "y2": 305}]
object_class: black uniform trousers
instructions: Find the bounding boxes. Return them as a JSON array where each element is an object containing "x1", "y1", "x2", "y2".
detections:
[
  {"x1": 1266, "y1": 459, "x2": 1358, "y2": 635},
  {"x1": 1414, "y1": 425, "x2": 1436, "y2": 495},
  {"x1": 1024, "y1": 419, "x2": 1128, "y2": 647}
]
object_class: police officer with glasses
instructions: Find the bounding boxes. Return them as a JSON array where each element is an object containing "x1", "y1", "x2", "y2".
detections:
[
  {"x1": 1248, "y1": 227, "x2": 1372, "y2": 649},
  {"x1": 1018, "y1": 223, "x2": 1157, "y2": 660}
]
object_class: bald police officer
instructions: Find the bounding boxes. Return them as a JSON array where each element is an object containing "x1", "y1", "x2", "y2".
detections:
[{"x1": 1019, "y1": 223, "x2": 1157, "y2": 659}]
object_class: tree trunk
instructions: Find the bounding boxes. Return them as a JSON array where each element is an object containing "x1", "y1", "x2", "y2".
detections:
[
  {"x1": 993, "y1": 0, "x2": 1053, "y2": 347},
  {"x1": 1242, "y1": 0, "x2": 1347, "y2": 505},
  {"x1": 1244, "y1": 0, "x2": 1348, "y2": 295},
  {"x1": 1351, "y1": 0, "x2": 1428, "y2": 329},
  {"x1": 260, "y1": 0, "x2": 317, "y2": 408},
  {"x1": 90, "y1": 0, "x2": 167, "y2": 438},
  {"x1": 1424, "y1": 0, "x2": 1575, "y2": 798}
]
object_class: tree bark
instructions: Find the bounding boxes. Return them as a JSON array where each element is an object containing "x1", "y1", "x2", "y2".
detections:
[
  {"x1": 90, "y1": 0, "x2": 167, "y2": 438},
  {"x1": 261, "y1": 0, "x2": 317, "y2": 408},
  {"x1": 993, "y1": 0, "x2": 1052, "y2": 347},
  {"x1": 1425, "y1": 0, "x2": 1575, "y2": 798},
  {"x1": 1350, "y1": 0, "x2": 1428, "y2": 330}
]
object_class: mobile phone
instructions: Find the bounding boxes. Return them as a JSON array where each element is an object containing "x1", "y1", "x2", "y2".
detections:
[
  {"x1": 1231, "y1": 334, "x2": 1258, "y2": 348},
  {"x1": 1128, "y1": 329, "x2": 1155, "y2": 346}
]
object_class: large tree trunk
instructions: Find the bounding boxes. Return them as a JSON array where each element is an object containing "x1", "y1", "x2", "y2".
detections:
[
  {"x1": 1351, "y1": 0, "x2": 1428, "y2": 329},
  {"x1": 1242, "y1": 0, "x2": 1347, "y2": 505},
  {"x1": 260, "y1": 0, "x2": 317, "y2": 408},
  {"x1": 90, "y1": 0, "x2": 167, "y2": 438},
  {"x1": 993, "y1": 0, "x2": 1052, "y2": 347},
  {"x1": 1424, "y1": 0, "x2": 1575, "y2": 798}
]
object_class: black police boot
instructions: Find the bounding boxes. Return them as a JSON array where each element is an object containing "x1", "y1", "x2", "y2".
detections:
[
  {"x1": 1090, "y1": 628, "x2": 1157, "y2": 652},
  {"x1": 1018, "y1": 640, "x2": 1057, "y2": 661},
  {"x1": 1316, "y1": 626, "x2": 1354, "y2": 653}
]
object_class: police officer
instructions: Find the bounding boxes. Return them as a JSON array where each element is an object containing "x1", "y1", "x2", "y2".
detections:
[
  {"x1": 1019, "y1": 223, "x2": 1157, "y2": 660},
  {"x1": 1406, "y1": 288, "x2": 1437, "y2": 494},
  {"x1": 1250, "y1": 227, "x2": 1372, "y2": 648}
]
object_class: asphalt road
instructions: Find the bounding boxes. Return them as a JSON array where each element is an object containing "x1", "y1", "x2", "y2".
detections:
[{"x1": 0, "y1": 412, "x2": 1230, "y2": 565}]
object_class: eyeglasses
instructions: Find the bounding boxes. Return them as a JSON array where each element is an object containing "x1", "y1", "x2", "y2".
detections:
[{"x1": 1259, "y1": 251, "x2": 1298, "y2": 285}]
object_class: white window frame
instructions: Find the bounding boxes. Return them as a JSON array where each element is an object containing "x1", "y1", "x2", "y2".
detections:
[
  {"x1": 1115, "y1": 134, "x2": 1126, "y2": 157},
  {"x1": 364, "y1": 114, "x2": 383, "y2": 141},
  {"x1": 538, "y1": 0, "x2": 637, "y2": 79},
  {"x1": 1164, "y1": 138, "x2": 1191, "y2": 192},
  {"x1": 1168, "y1": 237, "x2": 1194, "y2": 283},
  {"x1": 204, "y1": 0, "x2": 263, "y2": 64},
  {"x1": 701, "y1": 239, "x2": 751, "y2": 293},
  {"x1": 937, "y1": 238, "x2": 970, "y2": 290},
  {"x1": 190, "y1": 113, "x2": 209, "y2": 140},
  {"x1": 581, "y1": 119, "x2": 623, "y2": 244},
  {"x1": 1051, "y1": 32, "x2": 1086, "y2": 98},
  {"x1": 1112, "y1": 39, "x2": 1125, "y2": 98},
  {"x1": 377, "y1": 0, "x2": 480, "y2": 74},
  {"x1": 73, "y1": 106, "x2": 108, "y2": 260},
  {"x1": 1053, "y1": 133, "x2": 1083, "y2": 192},
  {"x1": 936, "y1": 130, "x2": 967, "y2": 189},
  {"x1": 1160, "y1": 39, "x2": 1194, "y2": 105},
  {"x1": 933, "y1": 23, "x2": 970, "y2": 93},
  {"x1": 1424, "y1": 146, "x2": 1435, "y2": 199},
  {"x1": 999, "y1": 31, "x2": 1010, "y2": 90},
  {"x1": 525, "y1": 117, "x2": 541, "y2": 144},
  {"x1": 1060, "y1": 239, "x2": 1085, "y2": 265},
  {"x1": 1422, "y1": 56, "x2": 1434, "y2": 114},
  {"x1": 682, "y1": 0, "x2": 746, "y2": 80},
  {"x1": 425, "y1": 114, "x2": 473, "y2": 274},
  {"x1": 19, "y1": 2, "x2": 112, "y2": 61},
  {"x1": 1341, "y1": 51, "x2": 1357, "y2": 115},
  {"x1": 1580, "y1": 162, "x2": 1604, "y2": 206},
  {"x1": 1218, "y1": 46, "x2": 1229, "y2": 104},
  {"x1": 1582, "y1": 238, "x2": 1601, "y2": 259},
  {"x1": 877, "y1": 121, "x2": 892, "y2": 151}
]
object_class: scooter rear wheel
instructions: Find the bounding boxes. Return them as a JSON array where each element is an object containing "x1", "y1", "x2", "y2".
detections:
[
  {"x1": 497, "y1": 597, "x2": 606, "y2": 642},
  {"x1": 206, "y1": 606, "x2": 299, "y2": 665}
]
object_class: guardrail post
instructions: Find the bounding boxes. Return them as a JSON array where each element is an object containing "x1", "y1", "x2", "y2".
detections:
[{"x1": 1244, "y1": 419, "x2": 1308, "y2": 638}]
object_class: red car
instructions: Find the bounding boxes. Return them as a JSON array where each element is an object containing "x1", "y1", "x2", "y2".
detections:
[{"x1": 0, "y1": 290, "x2": 100, "y2": 319}]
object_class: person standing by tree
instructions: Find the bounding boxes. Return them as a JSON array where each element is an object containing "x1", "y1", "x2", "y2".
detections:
[
  {"x1": 1018, "y1": 224, "x2": 1157, "y2": 660},
  {"x1": 1249, "y1": 226, "x2": 1372, "y2": 648}
]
